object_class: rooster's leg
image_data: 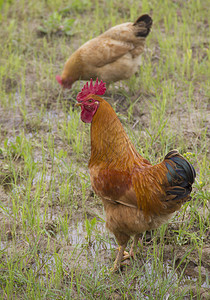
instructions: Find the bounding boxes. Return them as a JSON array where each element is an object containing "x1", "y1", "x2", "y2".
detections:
[
  {"x1": 130, "y1": 234, "x2": 141, "y2": 258},
  {"x1": 115, "y1": 248, "x2": 129, "y2": 258},
  {"x1": 111, "y1": 245, "x2": 126, "y2": 272},
  {"x1": 122, "y1": 234, "x2": 141, "y2": 260}
]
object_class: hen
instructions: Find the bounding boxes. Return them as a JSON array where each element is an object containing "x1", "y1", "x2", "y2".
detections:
[
  {"x1": 56, "y1": 14, "x2": 152, "y2": 88},
  {"x1": 76, "y1": 79, "x2": 196, "y2": 271}
]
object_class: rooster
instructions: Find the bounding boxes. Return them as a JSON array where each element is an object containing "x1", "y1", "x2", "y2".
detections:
[
  {"x1": 76, "y1": 79, "x2": 196, "y2": 271},
  {"x1": 56, "y1": 14, "x2": 152, "y2": 88}
]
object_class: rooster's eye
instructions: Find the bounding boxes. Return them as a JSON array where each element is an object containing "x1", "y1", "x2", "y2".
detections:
[{"x1": 88, "y1": 99, "x2": 93, "y2": 103}]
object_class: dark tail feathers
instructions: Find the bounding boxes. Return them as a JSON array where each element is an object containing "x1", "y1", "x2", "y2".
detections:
[
  {"x1": 164, "y1": 149, "x2": 196, "y2": 202},
  {"x1": 133, "y1": 14, "x2": 153, "y2": 37}
]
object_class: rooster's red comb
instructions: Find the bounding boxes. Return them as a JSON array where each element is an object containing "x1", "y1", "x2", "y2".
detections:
[{"x1": 76, "y1": 78, "x2": 106, "y2": 102}]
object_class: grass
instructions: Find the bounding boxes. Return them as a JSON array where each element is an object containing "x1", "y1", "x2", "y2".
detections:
[{"x1": 0, "y1": 0, "x2": 209, "y2": 299}]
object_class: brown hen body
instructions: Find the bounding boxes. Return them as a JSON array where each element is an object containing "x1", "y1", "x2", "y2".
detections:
[{"x1": 58, "y1": 15, "x2": 152, "y2": 87}]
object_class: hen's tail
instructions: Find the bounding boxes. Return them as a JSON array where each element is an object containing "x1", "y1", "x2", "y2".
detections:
[
  {"x1": 164, "y1": 150, "x2": 196, "y2": 203},
  {"x1": 133, "y1": 14, "x2": 153, "y2": 37}
]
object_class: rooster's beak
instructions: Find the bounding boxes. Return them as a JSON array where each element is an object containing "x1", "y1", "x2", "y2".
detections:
[{"x1": 75, "y1": 103, "x2": 82, "y2": 107}]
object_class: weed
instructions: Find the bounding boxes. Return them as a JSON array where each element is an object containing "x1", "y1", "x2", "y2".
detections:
[
  {"x1": 84, "y1": 216, "x2": 97, "y2": 245},
  {"x1": 38, "y1": 12, "x2": 75, "y2": 36}
]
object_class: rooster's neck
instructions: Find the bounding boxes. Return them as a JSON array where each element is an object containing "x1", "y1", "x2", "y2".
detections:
[{"x1": 89, "y1": 100, "x2": 142, "y2": 169}]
